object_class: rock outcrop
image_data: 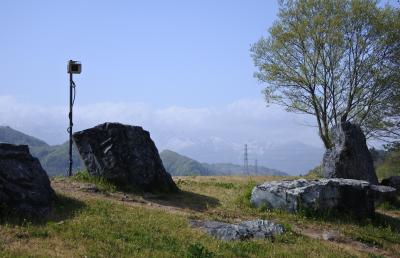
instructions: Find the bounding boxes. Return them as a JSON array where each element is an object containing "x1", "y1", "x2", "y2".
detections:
[
  {"x1": 370, "y1": 184, "x2": 397, "y2": 205},
  {"x1": 0, "y1": 143, "x2": 55, "y2": 218},
  {"x1": 322, "y1": 122, "x2": 378, "y2": 184},
  {"x1": 73, "y1": 122, "x2": 178, "y2": 193},
  {"x1": 189, "y1": 219, "x2": 284, "y2": 241},
  {"x1": 250, "y1": 178, "x2": 394, "y2": 218},
  {"x1": 381, "y1": 176, "x2": 400, "y2": 193}
]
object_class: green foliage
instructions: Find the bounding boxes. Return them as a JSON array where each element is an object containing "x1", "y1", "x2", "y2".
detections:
[
  {"x1": 177, "y1": 179, "x2": 237, "y2": 190},
  {"x1": 186, "y1": 243, "x2": 214, "y2": 258},
  {"x1": 376, "y1": 149, "x2": 400, "y2": 178},
  {"x1": 72, "y1": 170, "x2": 117, "y2": 192},
  {"x1": 234, "y1": 179, "x2": 257, "y2": 208},
  {"x1": 305, "y1": 165, "x2": 323, "y2": 178},
  {"x1": 377, "y1": 197, "x2": 400, "y2": 211},
  {"x1": 251, "y1": 0, "x2": 400, "y2": 148}
]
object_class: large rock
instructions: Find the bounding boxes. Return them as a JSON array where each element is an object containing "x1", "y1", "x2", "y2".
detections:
[
  {"x1": 189, "y1": 219, "x2": 284, "y2": 241},
  {"x1": 73, "y1": 122, "x2": 178, "y2": 193},
  {"x1": 323, "y1": 122, "x2": 378, "y2": 184},
  {"x1": 251, "y1": 178, "x2": 381, "y2": 218},
  {"x1": 370, "y1": 184, "x2": 397, "y2": 205},
  {"x1": 0, "y1": 143, "x2": 55, "y2": 218},
  {"x1": 381, "y1": 176, "x2": 400, "y2": 193}
]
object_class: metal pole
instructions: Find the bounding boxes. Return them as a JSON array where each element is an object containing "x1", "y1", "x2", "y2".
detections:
[{"x1": 68, "y1": 71, "x2": 73, "y2": 177}]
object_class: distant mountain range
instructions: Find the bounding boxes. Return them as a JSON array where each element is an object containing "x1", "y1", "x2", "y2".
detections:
[
  {"x1": 0, "y1": 126, "x2": 314, "y2": 176},
  {"x1": 160, "y1": 149, "x2": 288, "y2": 176},
  {"x1": 161, "y1": 136, "x2": 324, "y2": 175},
  {"x1": 0, "y1": 126, "x2": 83, "y2": 176}
]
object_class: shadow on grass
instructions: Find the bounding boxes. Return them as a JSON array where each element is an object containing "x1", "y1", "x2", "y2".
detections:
[
  {"x1": 298, "y1": 207, "x2": 400, "y2": 233},
  {"x1": 0, "y1": 194, "x2": 86, "y2": 226},
  {"x1": 377, "y1": 196, "x2": 400, "y2": 210},
  {"x1": 50, "y1": 193, "x2": 87, "y2": 222},
  {"x1": 143, "y1": 190, "x2": 220, "y2": 212},
  {"x1": 372, "y1": 212, "x2": 400, "y2": 232}
]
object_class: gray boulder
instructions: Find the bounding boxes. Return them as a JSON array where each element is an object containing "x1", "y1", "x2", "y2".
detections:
[
  {"x1": 189, "y1": 219, "x2": 284, "y2": 241},
  {"x1": 381, "y1": 176, "x2": 400, "y2": 193},
  {"x1": 251, "y1": 178, "x2": 380, "y2": 218},
  {"x1": 370, "y1": 184, "x2": 397, "y2": 205},
  {"x1": 73, "y1": 122, "x2": 178, "y2": 193},
  {"x1": 322, "y1": 122, "x2": 378, "y2": 184},
  {"x1": 0, "y1": 143, "x2": 55, "y2": 218}
]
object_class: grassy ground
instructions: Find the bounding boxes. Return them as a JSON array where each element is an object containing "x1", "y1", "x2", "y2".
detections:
[{"x1": 0, "y1": 175, "x2": 399, "y2": 258}]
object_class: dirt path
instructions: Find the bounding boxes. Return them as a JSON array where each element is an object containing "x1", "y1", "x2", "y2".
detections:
[
  {"x1": 293, "y1": 226, "x2": 396, "y2": 258},
  {"x1": 51, "y1": 178, "x2": 196, "y2": 217}
]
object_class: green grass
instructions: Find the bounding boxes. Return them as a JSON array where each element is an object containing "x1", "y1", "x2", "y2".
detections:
[
  {"x1": 72, "y1": 170, "x2": 117, "y2": 192},
  {"x1": 234, "y1": 179, "x2": 257, "y2": 208},
  {"x1": 1, "y1": 175, "x2": 399, "y2": 257},
  {"x1": 176, "y1": 178, "x2": 238, "y2": 190},
  {"x1": 0, "y1": 194, "x2": 357, "y2": 258},
  {"x1": 304, "y1": 165, "x2": 323, "y2": 179}
]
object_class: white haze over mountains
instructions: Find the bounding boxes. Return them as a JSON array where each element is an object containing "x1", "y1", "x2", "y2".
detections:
[{"x1": 0, "y1": 95, "x2": 324, "y2": 174}]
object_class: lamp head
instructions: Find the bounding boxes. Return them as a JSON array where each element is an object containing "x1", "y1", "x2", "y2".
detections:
[{"x1": 68, "y1": 60, "x2": 82, "y2": 74}]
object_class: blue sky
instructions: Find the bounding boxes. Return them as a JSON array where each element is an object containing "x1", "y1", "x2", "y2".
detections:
[
  {"x1": 1, "y1": 0, "x2": 279, "y2": 108},
  {"x1": 0, "y1": 1, "x2": 397, "y2": 172}
]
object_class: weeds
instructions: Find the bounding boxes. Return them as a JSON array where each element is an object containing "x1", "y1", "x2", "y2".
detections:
[
  {"x1": 187, "y1": 243, "x2": 214, "y2": 258},
  {"x1": 72, "y1": 170, "x2": 117, "y2": 192}
]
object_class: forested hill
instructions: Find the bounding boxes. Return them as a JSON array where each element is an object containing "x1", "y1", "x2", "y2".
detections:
[
  {"x1": 0, "y1": 126, "x2": 288, "y2": 177},
  {"x1": 160, "y1": 150, "x2": 212, "y2": 176},
  {"x1": 0, "y1": 126, "x2": 48, "y2": 148},
  {"x1": 0, "y1": 126, "x2": 83, "y2": 176},
  {"x1": 160, "y1": 149, "x2": 288, "y2": 176}
]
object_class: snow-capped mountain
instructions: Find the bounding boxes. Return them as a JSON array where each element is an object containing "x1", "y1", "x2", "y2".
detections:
[{"x1": 159, "y1": 136, "x2": 324, "y2": 175}]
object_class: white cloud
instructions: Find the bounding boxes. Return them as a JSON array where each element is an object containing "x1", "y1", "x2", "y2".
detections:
[{"x1": 0, "y1": 95, "x2": 323, "y2": 150}]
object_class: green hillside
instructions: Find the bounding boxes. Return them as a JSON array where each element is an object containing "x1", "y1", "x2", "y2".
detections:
[
  {"x1": 160, "y1": 150, "x2": 211, "y2": 176},
  {"x1": 30, "y1": 142, "x2": 84, "y2": 177},
  {"x1": 160, "y1": 149, "x2": 288, "y2": 176},
  {"x1": 1, "y1": 126, "x2": 287, "y2": 177},
  {"x1": 0, "y1": 126, "x2": 84, "y2": 176},
  {"x1": 0, "y1": 126, "x2": 48, "y2": 148}
]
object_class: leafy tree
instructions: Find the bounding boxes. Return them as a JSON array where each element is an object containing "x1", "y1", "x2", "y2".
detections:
[{"x1": 251, "y1": 0, "x2": 400, "y2": 149}]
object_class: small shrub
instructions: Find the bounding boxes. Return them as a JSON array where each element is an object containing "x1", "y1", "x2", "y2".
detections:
[
  {"x1": 377, "y1": 198, "x2": 400, "y2": 210},
  {"x1": 212, "y1": 182, "x2": 236, "y2": 189},
  {"x1": 186, "y1": 243, "x2": 214, "y2": 258},
  {"x1": 234, "y1": 180, "x2": 257, "y2": 208},
  {"x1": 29, "y1": 228, "x2": 49, "y2": 238},
  {"x1": 304, "y1": 165, "x2": 323, "y2": 178},
  {"x1": 72, "y1": 170, "x2": 117, "y2": 193}
]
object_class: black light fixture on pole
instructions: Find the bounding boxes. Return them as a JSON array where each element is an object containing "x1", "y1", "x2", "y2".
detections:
[{"x1": 67, "y1": 60, "x2": 81, "y2": 177}]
